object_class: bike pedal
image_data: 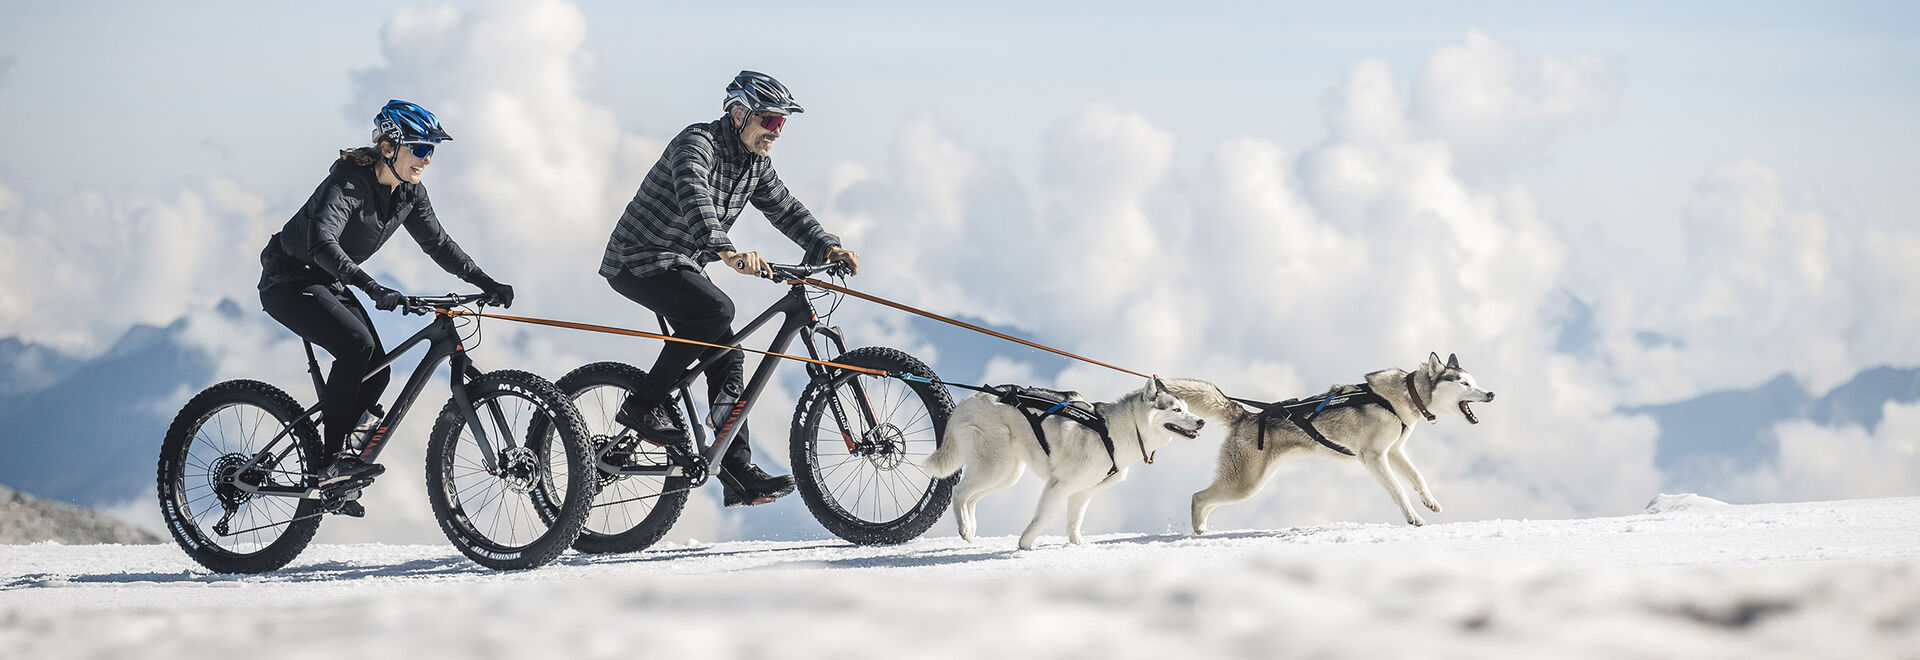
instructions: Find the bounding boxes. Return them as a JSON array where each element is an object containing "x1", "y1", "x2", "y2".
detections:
[{"x1": 319, "y1": 475, "x2": 378, "y2": 494}]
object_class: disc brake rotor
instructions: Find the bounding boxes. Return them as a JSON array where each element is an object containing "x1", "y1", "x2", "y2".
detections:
[
  {"x1": 863, "y1": 423, "x2": 907, "y2": 471},
  {"x1": 497, "y1": 446, "x2": 541, "y2": 494}
]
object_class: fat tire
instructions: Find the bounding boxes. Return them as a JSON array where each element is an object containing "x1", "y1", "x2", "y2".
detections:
[
  {"x1": 156, "y1": 380, "x2": 324, "y2": 574},
  {"x1": 790, "y1": 346, "x2": 955, "y2": 545},
  {"x1": 425, "y1": 369, "x2": 593, "y2": 570},
  {"x1": 549, "y1": 361, "x2": 690, "y2": 554}
]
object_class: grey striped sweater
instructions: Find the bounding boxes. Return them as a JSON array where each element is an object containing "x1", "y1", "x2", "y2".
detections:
[{"x1": 600, "y1": 116, "x2": 839, "y2": 279}]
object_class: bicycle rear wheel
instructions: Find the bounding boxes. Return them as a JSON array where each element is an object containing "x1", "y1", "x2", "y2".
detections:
[
  {"x1": 790, "y1": 347, "x2": 955, "y2": 545},
  {"x1": 156, "y1": 380, "x2": 324, "y2": 573},
  {"x1": 426, "y1": 369, "x2": 593, "y2": 570},
  {"x1": 543, "y1": 361, "x2": 690, "y2": 554}
]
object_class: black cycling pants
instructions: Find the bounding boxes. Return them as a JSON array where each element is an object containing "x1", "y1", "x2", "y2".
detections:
[
  {"x1": 260, "y1": 282, "x2": 391, "y2": 458},
  {"x1": 608, "y1": 267, "x2": 752, "y2": 469}
]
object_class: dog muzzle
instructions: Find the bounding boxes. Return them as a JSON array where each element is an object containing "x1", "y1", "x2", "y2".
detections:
[
  {"x1": 1460, "y1": 391, "x2": 1494, "y2": 424},
  {"x1": 1164, "y1": 422, "x2": 1202, "y2": 439}
]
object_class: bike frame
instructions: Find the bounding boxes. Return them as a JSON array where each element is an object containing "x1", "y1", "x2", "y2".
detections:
[
  {"x1": 227, "y1": 297, "x2": 511, "y2": 501},
  {"x1": 603, "y1": 272, "x2": 881, "y2": 478}
]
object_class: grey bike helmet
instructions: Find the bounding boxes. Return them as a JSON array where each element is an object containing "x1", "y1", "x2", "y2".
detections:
[{"x1": 724, "y1": 71, "x2": 805, "y2": 115}]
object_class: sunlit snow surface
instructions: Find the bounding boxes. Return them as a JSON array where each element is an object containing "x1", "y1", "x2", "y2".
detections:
[{"x1": 3, "y1": 496, "x2": 1917, "y2": 659}]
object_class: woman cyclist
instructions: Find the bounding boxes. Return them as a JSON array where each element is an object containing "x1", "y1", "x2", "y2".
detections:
[{"x1": 256, "y1": 100, "x2": 515, "y2": 515}]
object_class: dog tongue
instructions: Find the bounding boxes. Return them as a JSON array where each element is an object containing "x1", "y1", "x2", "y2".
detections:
[{"x1": 1460, "y1": 401, "x2": 1479, "y2": 424}]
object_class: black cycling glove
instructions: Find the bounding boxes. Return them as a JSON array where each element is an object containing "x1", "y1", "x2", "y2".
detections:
[
  {"x1": 358, "y1": 281, "x2": 406, "y2": 312},
  {"x1": 474, "y1": 277, "x2": 515, "y2": 308}
]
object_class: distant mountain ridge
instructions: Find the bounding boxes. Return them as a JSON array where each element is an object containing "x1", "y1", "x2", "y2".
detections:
[
  {"x1": 0, "y1": 483, "x2": 160, "y2": 545},
  {"x1": 1623, "y1": 366, "x2": 1920, "y2": 489}
]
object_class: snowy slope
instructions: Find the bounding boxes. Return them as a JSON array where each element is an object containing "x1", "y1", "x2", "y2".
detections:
[{"x1": 2, "y1": 496, "x2": 1917, "y2": 659}]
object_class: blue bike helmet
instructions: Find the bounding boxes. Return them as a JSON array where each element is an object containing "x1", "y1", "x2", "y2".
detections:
[
  {"x1": 723, "y1": 71, "x2": 804, "y2": 115},
  {"x1": 374, "y1": 100, "x2": 452, "y2": 145}
]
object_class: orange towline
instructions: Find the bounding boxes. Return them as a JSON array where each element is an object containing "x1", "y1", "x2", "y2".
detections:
[{"x1": 442, "y1": 309, "x2": 891, "y2": 377}]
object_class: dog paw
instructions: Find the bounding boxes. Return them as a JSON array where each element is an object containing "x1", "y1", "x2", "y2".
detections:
[
  {"x1": 1425, "y1": 501, "x2": 1443, "y2": 513},
  {"x1": 1407, "y1": 515, "x2": 1427, "y2": 526},
  {"x1": 1192, "y1": 526, "x2": 1209, "y2": 536},
  {"x1": 1068, "y1": 535, "x2": 1086, "y2": 546}
]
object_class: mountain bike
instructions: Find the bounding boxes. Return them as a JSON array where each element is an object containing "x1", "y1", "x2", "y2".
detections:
[
  {"x1": 537, "y1": 263, "x2": 955, "y2": 552},
  {"x1": 156, "y1": 293, "x2": 596, "y2": 573}
]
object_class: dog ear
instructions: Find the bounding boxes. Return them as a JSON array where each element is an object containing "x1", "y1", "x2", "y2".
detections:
[
  {"x1": 1446, "y1": 353, "x2": 1461, "y2": 370},
  {"x1": 1151, "y1": 375, "x2": 1169, "y2": 394},
  {"x1": 1427, "y1": 352, "x2": 1443, "y2": 374}
]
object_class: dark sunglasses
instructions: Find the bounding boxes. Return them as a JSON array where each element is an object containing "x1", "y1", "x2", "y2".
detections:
[
  {"x1": 757, "y1": 114, "x2": 787, "y2": 131},
  {"x1": 401, "y1": 142, "x2": 436, "y2": 159}
]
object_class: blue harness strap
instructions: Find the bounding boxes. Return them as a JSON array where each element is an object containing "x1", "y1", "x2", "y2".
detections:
[
  {"x1": 997, "y1": 386, "x2": 1122, "y2": 477},
  {"x1": 1251, "y1": 384, "x2": 1404, "y2": 455}
]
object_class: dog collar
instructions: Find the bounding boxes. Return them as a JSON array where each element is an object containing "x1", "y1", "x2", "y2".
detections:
[{"x1": 1404, "y1": 372, "x2": 1438, "y2": 424}]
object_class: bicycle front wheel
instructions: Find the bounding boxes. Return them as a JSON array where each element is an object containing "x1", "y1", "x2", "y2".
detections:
[
  {"x1": 426, "y1": 369, "x2": 593, "y2": 570},
  {"x1": 790, "y1": 347, "x2": 955, "y2": 545},
  {"x1": 156, "y1": 380, "x2": 324, "y2": 573}
]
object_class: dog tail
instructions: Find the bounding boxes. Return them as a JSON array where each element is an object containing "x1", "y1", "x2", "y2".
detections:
[
  {"x1": 923, "y1": 420, "x2": 969, "y2": 479},
  {"x1": 1161, "y1": 378, "x2": 1255, "y2": 426}
]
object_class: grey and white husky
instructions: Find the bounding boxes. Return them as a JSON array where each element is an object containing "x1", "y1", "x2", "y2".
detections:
[
  {"x1": 925, "y1": 377, "x2": 1206, "y2": 550},
  {"x1": 1165, "y1": 353, "x2": 1495, "y2": 533}
]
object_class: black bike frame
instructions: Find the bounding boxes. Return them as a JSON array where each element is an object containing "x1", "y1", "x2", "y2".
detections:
[
  {"x1": 604, "y1": 277, "x2": 881, "y2": 477},
  {"x1": 229, "y1": 300, "x2": 508, "y2": 500}
]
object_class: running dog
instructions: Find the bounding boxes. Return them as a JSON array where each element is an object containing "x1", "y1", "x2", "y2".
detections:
[
  {"x1": 1165, "y1": 353, "x2": 1494, "y2": 533},
  {"x1": 925, "y1": 377, "x2": 1206, "y2": 550}
]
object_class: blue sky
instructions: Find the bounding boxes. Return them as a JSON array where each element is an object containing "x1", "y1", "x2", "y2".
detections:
[{"x1": 2, "y1": 0, "x2": 1918, "y2": 542}]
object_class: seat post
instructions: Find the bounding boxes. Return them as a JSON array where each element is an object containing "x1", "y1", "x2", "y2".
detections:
[{"x1": 302, "y1": 340, "x2": 326, "y2": 402}]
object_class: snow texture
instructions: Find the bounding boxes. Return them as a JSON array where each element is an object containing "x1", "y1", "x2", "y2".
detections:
[{"x1": 2, "y1": 496, "x2": 1916, "y2": 659}]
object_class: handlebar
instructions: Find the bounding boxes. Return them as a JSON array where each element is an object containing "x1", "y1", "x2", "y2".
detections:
[
  {"x1": 767, "y1": 262, "x2": 850, "y2": 282},
  {"x1": 401, "y1": 293, "x2": 491, "y2": 316}
]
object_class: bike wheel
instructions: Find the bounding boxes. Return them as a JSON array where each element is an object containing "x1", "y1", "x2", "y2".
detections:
[
  {"x1": 542, "y1": 361, "x2": 690, "y2": 554},
  {"x1": 790, "y1": 346, "x2": 955, "y2": 545},
  {"x1": 156, "y1": 380, "x2": 324, "y2": 573},
  {"x1": 425, "y1": 369, "x2": 593, "y2": 570}
]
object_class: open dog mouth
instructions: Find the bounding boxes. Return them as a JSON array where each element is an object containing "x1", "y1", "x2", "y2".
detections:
[
  {"x1": 1460, "y1": 402, "x2": 1479, "y2": 424},
  {"x1": 1164, "y1": 422, "x2": 1201, "y2": 439}
]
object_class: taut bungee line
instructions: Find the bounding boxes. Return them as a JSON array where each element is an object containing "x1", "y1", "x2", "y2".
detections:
[
  {"x1": 441, "y1": 308, "x2": 891, "y2": 377},
  {"x1": 794, "y1": 277, "x2": 1153, "y2": 380}
]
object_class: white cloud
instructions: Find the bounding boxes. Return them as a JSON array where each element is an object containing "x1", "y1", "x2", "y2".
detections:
[
  {"x1": 1593, "y1": 160, "x2": 1916, "y2": 398},
  {"x1": 1721, "y1": 401, "x2": 1920, "y2": 503},
  {"x1": 1409, "y1": 30, "x2": 1615, "y2": 167},
  {"x1": 0, "y1": 177, "x2": 270, "y2": 356}
]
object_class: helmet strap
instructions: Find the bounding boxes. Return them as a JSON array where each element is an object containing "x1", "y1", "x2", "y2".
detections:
[{"x1": 380, "y1": 141, "x2": 405, "y2": 187}]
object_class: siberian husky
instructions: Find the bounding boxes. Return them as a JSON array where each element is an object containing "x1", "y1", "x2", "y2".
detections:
[
  {"x1": 1165, "y1": 353, "x2": 1494, "y2": 533},
  {"x1": 925, "y1": 377, "x2": 1206, "y2": 550}
]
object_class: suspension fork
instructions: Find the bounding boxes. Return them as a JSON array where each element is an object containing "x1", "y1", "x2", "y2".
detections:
[
  {"x1": 803, "y1": 325, "x2": 882, "y2": 455},
  {"x1": 446, "y1": 347, "x2": 504, "y2": 473}
]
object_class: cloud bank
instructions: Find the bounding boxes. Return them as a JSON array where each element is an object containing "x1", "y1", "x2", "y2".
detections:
[{"x1": 4, "y1": 5, "x2": 1917, "y2": 543}]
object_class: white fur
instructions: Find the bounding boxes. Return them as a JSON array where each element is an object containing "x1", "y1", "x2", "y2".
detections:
[
  {"x1": 925, "y1": 378, "x2": 1205, "y2": 550},
  {"x1": 1166, "y1": 352, "x2": 1495, "y2": 533}
]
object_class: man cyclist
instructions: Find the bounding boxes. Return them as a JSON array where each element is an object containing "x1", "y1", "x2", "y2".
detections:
[
  {"x1": 600, "y1": 71, "x2": 859, "y2": 507},
  {"x1": 258, "y1": 100, "x2": 515, "y2": 516}
]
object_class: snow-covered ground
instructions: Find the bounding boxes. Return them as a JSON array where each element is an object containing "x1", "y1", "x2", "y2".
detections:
[{"x1": 3, "y1": 496, "x2": 1917, "y2": 659}]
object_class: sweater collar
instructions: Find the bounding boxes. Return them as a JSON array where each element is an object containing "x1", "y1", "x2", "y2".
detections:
[{"x1": 712, "y1": 115, "x2": 758, "y2": 163}]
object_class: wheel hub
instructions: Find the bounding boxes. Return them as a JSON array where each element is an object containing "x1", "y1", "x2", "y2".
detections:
[
  {"x1": 863, "y1": 423, "x2": 907, "y2": 471},
  {"x1": 589, "y1": 433, "x2": 629, "y2": 487},
  {"x1": 497, "y1": 446, "x2": 541, "y2": 493},
  {"x1": 208, "y1": 454, "x2": 255, "y2": 509}
]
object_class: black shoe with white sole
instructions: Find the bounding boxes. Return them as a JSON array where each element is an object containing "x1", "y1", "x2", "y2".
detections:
[{"x1": 719, "y1": 463, "x2": 795, "y2": 507}]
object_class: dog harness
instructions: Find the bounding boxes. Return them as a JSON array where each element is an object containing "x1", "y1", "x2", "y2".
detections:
[
  {"x1": 1244, "y1": 384, "x2": 1406, "y2": 455},
  {"x1": 992, "y1": 386, "x2": 1143, "y2": 478}
]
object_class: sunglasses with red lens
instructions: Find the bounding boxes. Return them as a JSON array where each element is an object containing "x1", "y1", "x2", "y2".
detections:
[
  {"x1": 402, "y1": 142, "x2": 436, "y2": 159},
  {"x1": 757, "y1": 115, "x2": 787, "y2": 131}
]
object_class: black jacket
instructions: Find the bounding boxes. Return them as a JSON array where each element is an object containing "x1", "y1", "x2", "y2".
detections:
[{"x1": 259, "y1": 158, "x2": 488, "y2": 291}]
